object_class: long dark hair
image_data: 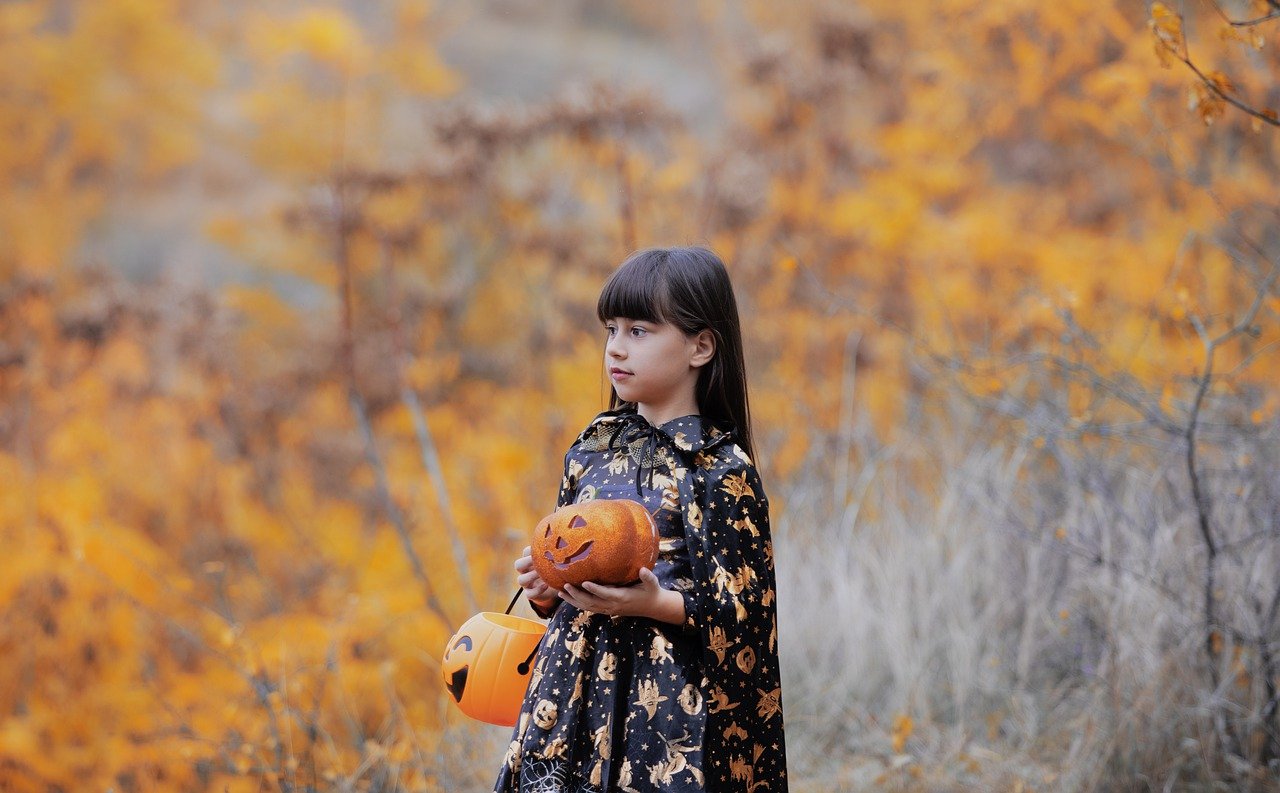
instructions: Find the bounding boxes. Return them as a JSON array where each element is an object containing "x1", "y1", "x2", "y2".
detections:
[{"x1": 595, "y1": 246, "x2": 755, "y2": 462}]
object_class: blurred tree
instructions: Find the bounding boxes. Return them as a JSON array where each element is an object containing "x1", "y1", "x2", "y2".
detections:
[{"x1": 1, "y1": 0, "x2": 1278, "y2": 789}]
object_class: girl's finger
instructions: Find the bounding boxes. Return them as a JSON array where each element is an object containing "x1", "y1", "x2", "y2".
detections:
[
  {"x1": 563, "y1": 584, "x2": 594, "y2": 609},
  {"x1": 559, "y1": 588, "x2": 583, "y2": 610},
  {"x1": 580, "y1": 581, "x2": 616, "y2": 600}
]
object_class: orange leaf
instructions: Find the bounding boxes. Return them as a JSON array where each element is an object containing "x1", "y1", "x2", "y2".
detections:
[
  {"x1": 891, "y1": 714, "x2": 914, "y2": 753},
  {"x1": 1206, "y1": 70, "x2": 1235, "y2": 96},
  {"x1": 1149, "y1": 3, "x2": 1183, "y2": 45}
]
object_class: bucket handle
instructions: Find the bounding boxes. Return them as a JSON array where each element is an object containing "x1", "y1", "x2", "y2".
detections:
[{"x1": 503, "y1": 587, "x2": 544, "y2": 674}]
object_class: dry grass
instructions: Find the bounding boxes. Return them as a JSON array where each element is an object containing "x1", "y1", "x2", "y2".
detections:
[{"x1": 771, "y1": 370, "x2": 1280, "y2": 791}]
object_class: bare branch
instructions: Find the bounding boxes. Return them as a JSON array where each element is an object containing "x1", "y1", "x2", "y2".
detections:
[
  {"x1": 1169, "y1": 39, "x2": 1279, "y2": 128},
  {"x1": 1205, "y1": 0, "x2": 1280, "y2": 27},
  {"x1": 379, "y1": 238, "x2": 479, "y2": 615},
  {"x1": 350, "y1": 386, "x2": 453, "y2": 626},
  {"x1": 1229, "y1": 10, "x2": 1280, "y2": 26}
]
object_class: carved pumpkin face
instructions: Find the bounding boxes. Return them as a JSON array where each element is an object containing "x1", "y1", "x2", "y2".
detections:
[
  {"x1": 531, "y1": 498, "x2": 658, "y2": 590},
  {"x1": 441, "y1": 612, "x2": 546, "y2": 726}
]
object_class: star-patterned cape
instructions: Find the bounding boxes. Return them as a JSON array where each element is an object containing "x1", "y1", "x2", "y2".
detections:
[{"x1": 493, "y1": 406, "x2": 787, "y2": 793}]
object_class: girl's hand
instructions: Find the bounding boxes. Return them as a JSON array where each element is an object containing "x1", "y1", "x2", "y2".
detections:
[
  {"x1": 515, "y1": 545, "x2": 558, "y2": 609},
  {"x1": 559, "y1": 568, "x2": 686, "y2": 625}
]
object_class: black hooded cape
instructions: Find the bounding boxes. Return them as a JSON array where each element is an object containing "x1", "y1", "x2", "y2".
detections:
[{"x1": 497, "y1": 407, "x2": 787, "y2": 792}]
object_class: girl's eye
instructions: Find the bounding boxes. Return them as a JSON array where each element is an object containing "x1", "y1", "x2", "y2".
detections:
[
  {"x1": 605, "y1": 325, "x2": 616, "y2": 336},
  {"x1": 630, "y1": 326, "x2": 647, "y2": 338}
]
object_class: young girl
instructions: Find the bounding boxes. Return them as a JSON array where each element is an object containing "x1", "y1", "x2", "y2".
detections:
[{"x1": 494, "y1": 247, "x2": 787, "y2": 792}]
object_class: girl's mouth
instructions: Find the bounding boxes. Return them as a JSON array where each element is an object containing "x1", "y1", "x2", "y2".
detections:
[{"x1": 609, "y1": 368, "x2": 633, "y2": 381}]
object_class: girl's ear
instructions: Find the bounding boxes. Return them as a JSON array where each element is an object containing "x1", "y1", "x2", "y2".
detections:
[{"x1": 689, "y1": 329, "x2": 716, "y2": 369}]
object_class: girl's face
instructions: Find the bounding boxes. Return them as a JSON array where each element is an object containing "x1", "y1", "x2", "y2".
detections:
[{"x1": 603, "y1": 317, "x2": 711, "y2": 411}]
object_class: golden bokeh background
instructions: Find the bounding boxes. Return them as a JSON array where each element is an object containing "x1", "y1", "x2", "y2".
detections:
[{"x1": 1, "y1": 1, "x2": 1278, "y2": 790}]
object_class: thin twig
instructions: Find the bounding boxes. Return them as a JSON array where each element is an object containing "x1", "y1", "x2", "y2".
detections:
[
  {"x1": 380, "y1": 237, "x2": 479, "y2": 614},
  {"x1": 1157, "y1": 18, "x2": 1280, "y2": 128},
  {"x1": 350, "y1": 386, "x2": 453, "y2": 626},
  {"x1": 616, "y1": 139, "x2": 637, "y2": 252},
  {"x1": 834, "y1": 330, "x2": 862, "y2": 509},
  {"x1": 1226, "y1": 9, "x2": 1280, "y2": 27}
]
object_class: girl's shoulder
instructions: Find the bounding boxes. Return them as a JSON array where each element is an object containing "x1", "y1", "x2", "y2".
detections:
[{"x1": 692, "y1": 438, "x2": 759, "y2": 482}]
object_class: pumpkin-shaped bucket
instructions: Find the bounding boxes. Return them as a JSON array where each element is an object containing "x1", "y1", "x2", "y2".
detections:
[{"x1": 441, "y1": 611, "x2": 546, "y2": 726}]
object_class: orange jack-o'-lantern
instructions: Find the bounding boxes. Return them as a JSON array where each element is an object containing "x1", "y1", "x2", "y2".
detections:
[
  {"x1": 441, "y1": 612, "x2": 546, "y2": 726},
  {"x1": 531, "y1": 498, "x2": 658, "y2": 590}
]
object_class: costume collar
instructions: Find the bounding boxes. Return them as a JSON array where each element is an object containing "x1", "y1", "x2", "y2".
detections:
[{"x1": 579, "y1": 404, "x2": 735, "y2": 456}]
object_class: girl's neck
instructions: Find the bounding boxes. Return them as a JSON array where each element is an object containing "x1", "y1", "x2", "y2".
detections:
[{"x1": 636, "y1": 396, "x2": 700, "y2": 428}]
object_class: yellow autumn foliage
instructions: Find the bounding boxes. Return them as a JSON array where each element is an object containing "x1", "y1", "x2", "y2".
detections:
[{"x1": 0, "y1": 0, "x2": 1277, "y2": 790}]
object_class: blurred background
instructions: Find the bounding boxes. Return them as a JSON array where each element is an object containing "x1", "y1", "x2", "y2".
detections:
[{"x1": 2, "y1": 0, "x2": 1279, "y2": 790}]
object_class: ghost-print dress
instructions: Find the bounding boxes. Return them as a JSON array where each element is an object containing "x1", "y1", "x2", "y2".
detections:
[{"x1": 494, "y1": 407, "x2": 788, "y2": 793}]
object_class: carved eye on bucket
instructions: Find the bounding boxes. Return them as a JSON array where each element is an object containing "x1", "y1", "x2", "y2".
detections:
[
  {"x1": 530, "y1": 499, "x2": 658, "y2": 590},
  {"x1": 442, "y1": 635, "x2": 473, "y2": 701}
]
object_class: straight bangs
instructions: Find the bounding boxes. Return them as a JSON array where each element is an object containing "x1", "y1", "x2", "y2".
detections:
[{"x1": 596, "y1": 250, "x2": 672, "y2": 325}]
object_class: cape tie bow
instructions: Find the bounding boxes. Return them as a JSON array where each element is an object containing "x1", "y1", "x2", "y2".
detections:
[{"x1": 606, "y1": 412, "x2": 664, "y2": 497}]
